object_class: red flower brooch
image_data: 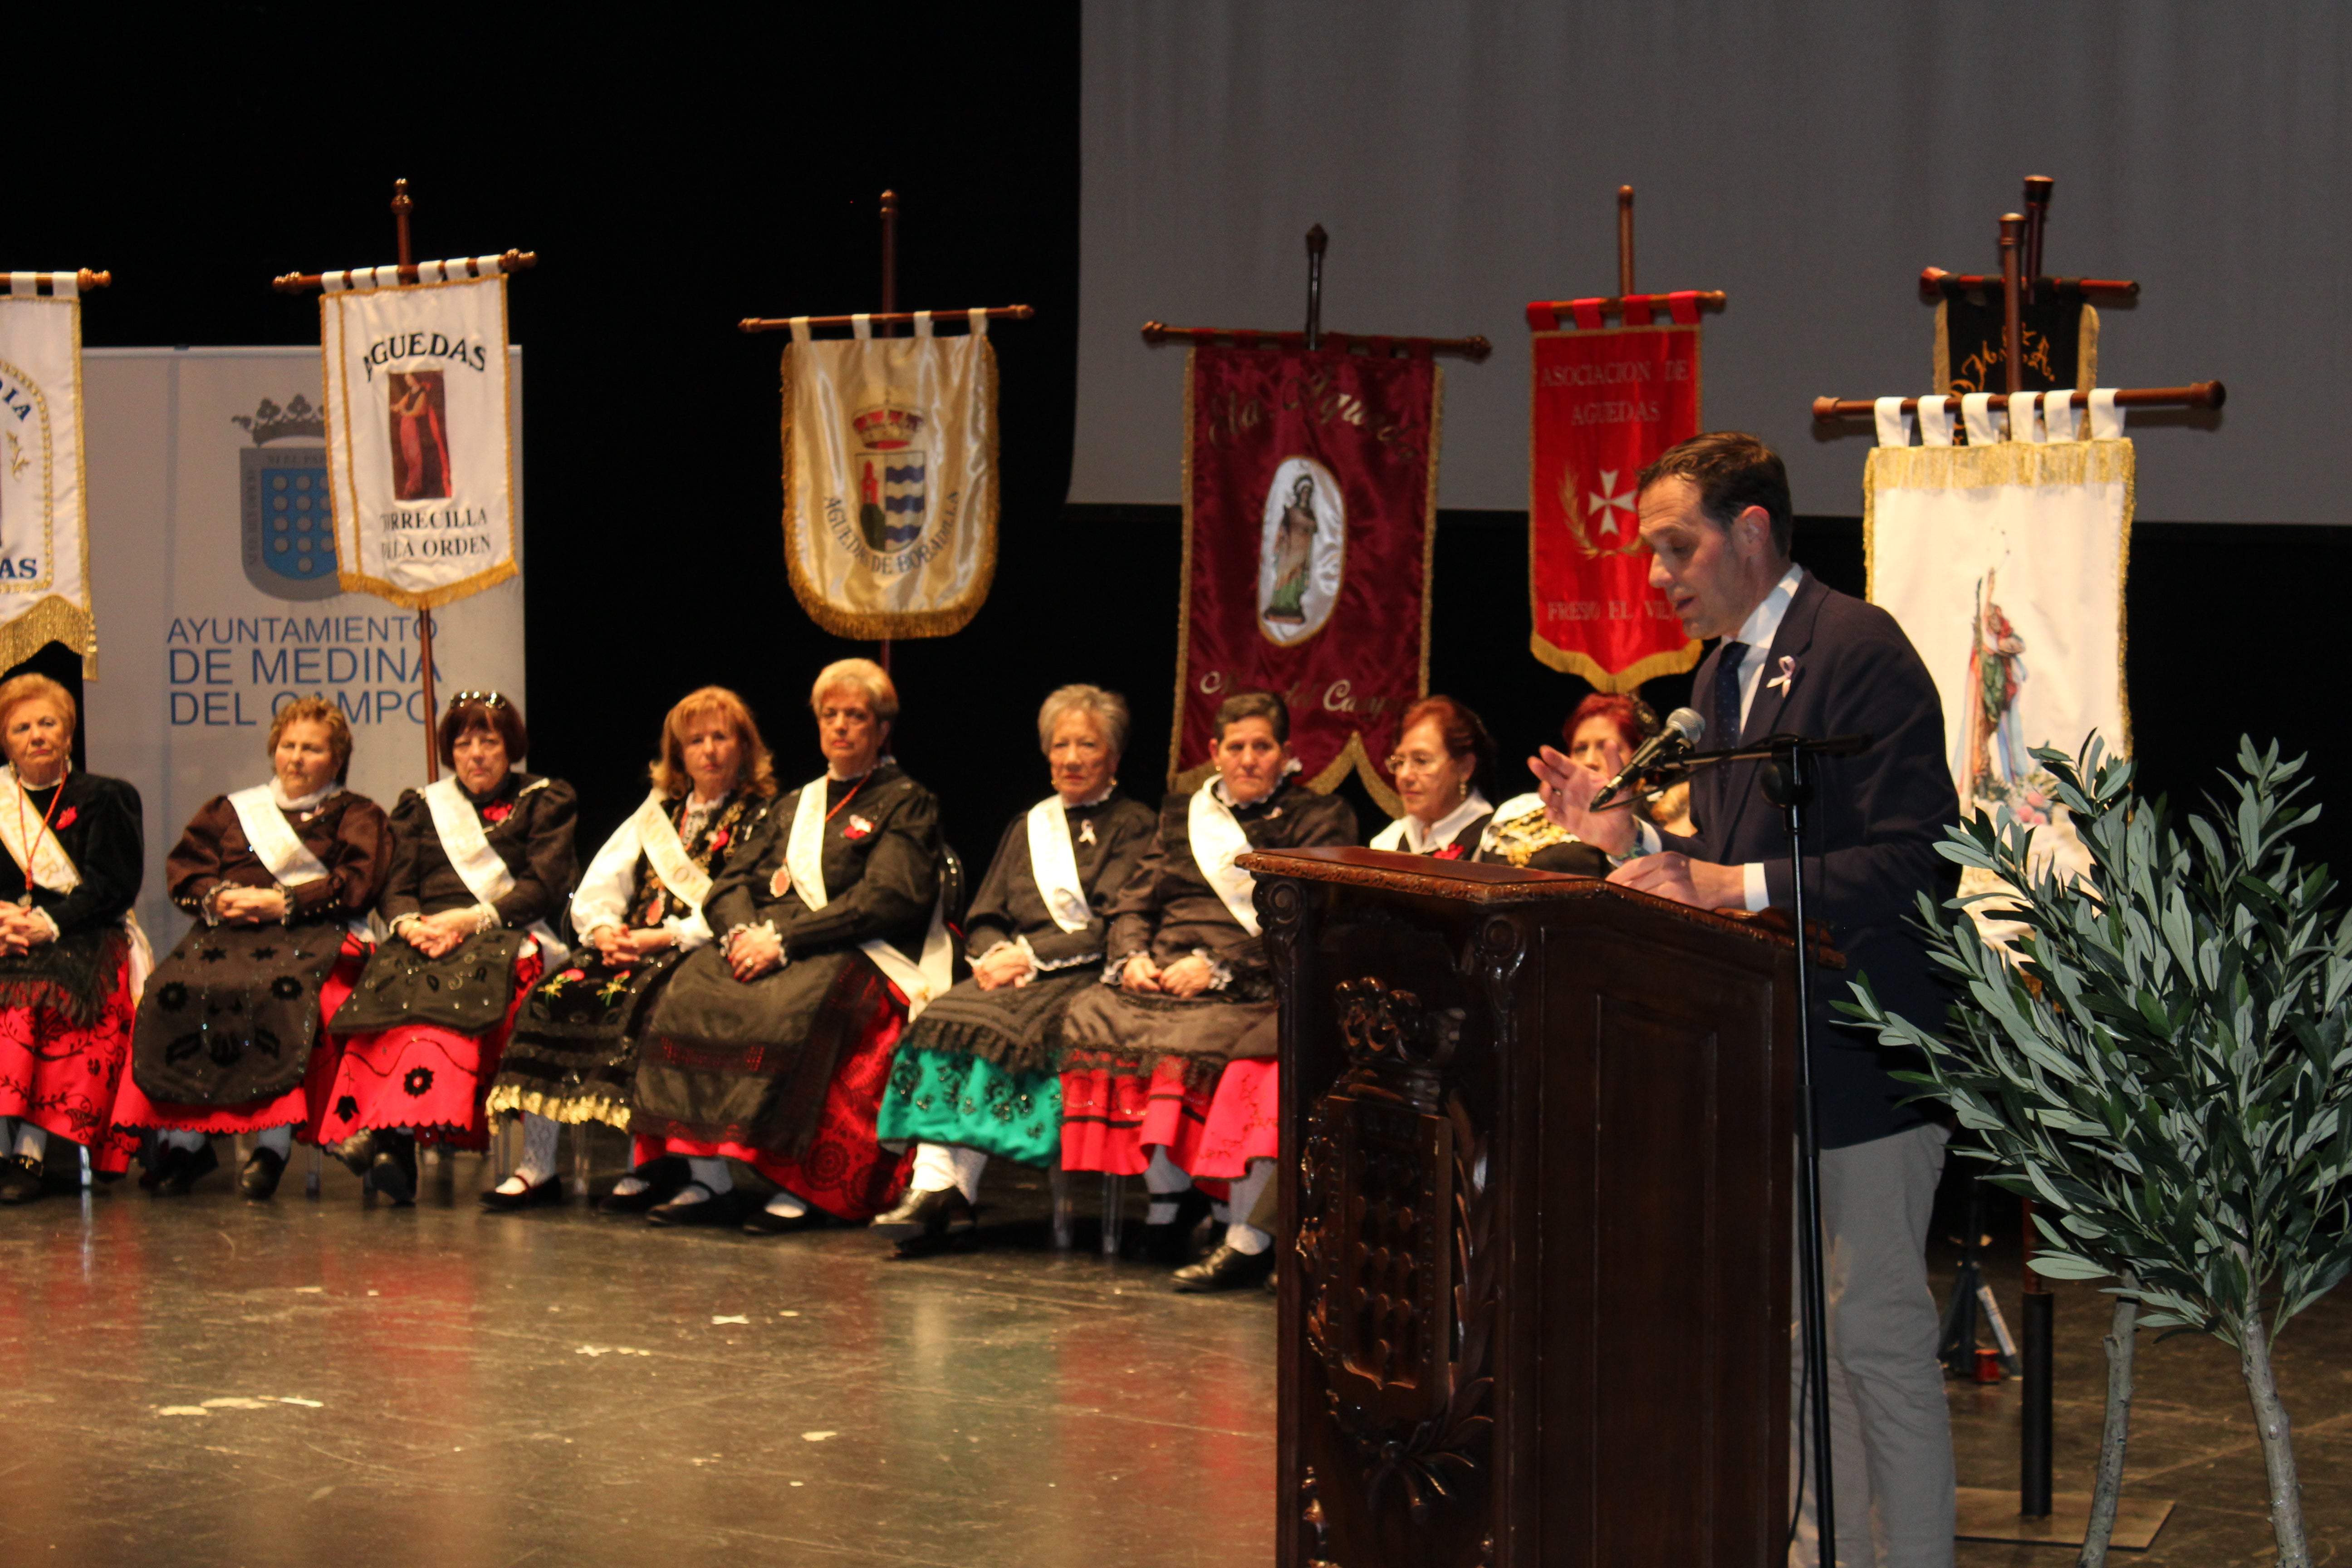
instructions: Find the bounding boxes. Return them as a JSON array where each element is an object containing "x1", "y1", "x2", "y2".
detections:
[
  {"x1": 54, "y1": 807, "x2": 76, "y2": 829},
  {"x1": 843, "y1": 814, "x2": 875, "y2": 840},
  {"x1": 1432, "y1": 844, "x2": 1467, "y2": 861},
  {"x1": 709, "y1": 828, "x2": 730, "y2": 851},
  {"x1": 481, "y1": 801, "x2": 515, "y2": 824}
]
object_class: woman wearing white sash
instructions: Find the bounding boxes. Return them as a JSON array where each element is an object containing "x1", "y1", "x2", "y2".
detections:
[
  {"x1": 483, "y1": 687, "x2": 777, "y2": 1212},
  {"x1": 1056, "y1": 691, "x2": 1355, "y2": 1292},
  {"x1": 632, "y1": 659, "x2": 942, "y2": 1235},
  {"x1": 0, "y1": 674, "x2": 145, "y2": 1205},
  {"x1": 117, "y1": 698, "x2": 391, "y2": 1200},
  {"x1": 1368, "y1": 695, "x2": 1498, "y2": 861},
  {"x1": 870, "y1": 685, "x2": 1156, "y2": 1256},
  {"x1": 318, "y1": 692, "x2": 578, "y2": 1205}
]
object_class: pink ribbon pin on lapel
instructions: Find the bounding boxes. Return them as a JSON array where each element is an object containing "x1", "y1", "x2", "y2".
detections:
[{"x1": 1767, "y1": 656, "x2": 1798, "y2": 697}]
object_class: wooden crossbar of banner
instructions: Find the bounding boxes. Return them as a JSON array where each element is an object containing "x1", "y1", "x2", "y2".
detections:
[
  {"x1": 273, "y1": 250, "x2": 534, "y2": 295},
  {"x1": 1812, "y1": 381, "x2": 2225, "y2": 422},
  {"x1": 739, "y1": 304, "x2": 1034, "y2": 334},
  {"x1": 1140, "y1": 321, "x2": 1492, "y2": 361},
  {"x1": 1919, "y1": 269, "x2": 2138, "y2": 304},
  {"x1": 1, "y1": 270, "x2": 111, "y2": 293}
]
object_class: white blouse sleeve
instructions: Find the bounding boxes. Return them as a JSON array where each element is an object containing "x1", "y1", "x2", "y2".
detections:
[
  {"x1": 663, "y1": 906, "x2": 716, "y2": 952},
  {"x1": 568, "y1": 814, "x2": 645, "y2": 939}
]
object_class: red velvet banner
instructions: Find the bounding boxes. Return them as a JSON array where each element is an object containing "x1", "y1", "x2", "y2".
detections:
[
  {"x1": 1528, "y1": 323, "x2": 1703, "y2": 689},
  {"x1": 1173, "y1": 345, "x2": 1438, "y2": 813}
]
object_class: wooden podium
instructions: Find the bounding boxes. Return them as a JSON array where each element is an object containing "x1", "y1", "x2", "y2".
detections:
[{"x1": 1239, "y1": 847, "x2": 1810, "y2": 1568}]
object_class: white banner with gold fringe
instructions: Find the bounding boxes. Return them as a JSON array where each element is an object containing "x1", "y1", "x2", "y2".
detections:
[
  {"x1": 781, "y1": 310, "x2": 997, "y2": 640},
  {"x1": 320, "y1": 259, "x2": 518, "y2": 610},
  {"x1": 1868, "y1": 389, "x2": 2131, "y2": 888},
  {"x1": 0, "y1": 272, "x2": 95, "y2": 674}
]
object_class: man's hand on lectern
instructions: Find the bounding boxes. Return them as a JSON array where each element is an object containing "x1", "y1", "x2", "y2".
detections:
[
  {"x1": 1528, "y1": 746, "x2": 1638, "y2": 857},
  {"x1": 1608, "y1": 852, "x2": 1746, "y2": 911}
]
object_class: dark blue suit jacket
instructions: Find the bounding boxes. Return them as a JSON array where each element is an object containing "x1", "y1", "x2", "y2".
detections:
[{"x1": 1662, "y1": 572, "x2": 1959, "y2": 1148}]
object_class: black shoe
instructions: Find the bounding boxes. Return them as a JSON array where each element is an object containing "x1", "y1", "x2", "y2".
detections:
[
  {"x1": 1127, "y1": 1185, "x2": 1216, "y2": 1264},
  {"x1": 646, "y1": 1182, "x2": 738, "y2": 1227},
  {"x1": 365, "y1": 1133, "x2": 417, "y2": 1206},
  {"x1": 152, "y1": 1142, "x2": 219, "y2": 1197},
  {"x1": 740, "y1": 1201, "x2": 828, "y2": 1235},
  {"x1": 480, "y1": 1174, "x2": 564, "y2": 1212},
  {"x1": 1171, "y1": 1242, "x2": 1277, "y2": 1294},
  {"x1": 0, "y1": 1153, "x2": 42, "y2": 1205},
  {"x1": 239, "y1": 1147, "x2": 288, "y2": 1201},
  {"x1": 881, "y1": 1188, "x2": 979, "y2": 1259},
  {"x1": 331, "y1": 1132, "x2": 378, "y2": 1180},
  {"x1": 596, "y1": 1157, "x2": 686, "y2": 1215}
]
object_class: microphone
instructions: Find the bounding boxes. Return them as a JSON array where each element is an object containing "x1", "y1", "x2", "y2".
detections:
[{"x1": 1588, "y1": 707, "x2": 1705, "y2": 812}]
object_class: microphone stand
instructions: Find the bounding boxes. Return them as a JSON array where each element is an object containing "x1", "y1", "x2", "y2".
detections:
[{"x1": 1647, "y1": 730, "x2": 1871, "y2": 1565}]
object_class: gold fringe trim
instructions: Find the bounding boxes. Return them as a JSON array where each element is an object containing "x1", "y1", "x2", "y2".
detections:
[
  {"x1": 779, "y1": 339, "x2": 1000, "y2": 642},
  {"x1": 482, "y1": 1084, "x2": 632, "y2": 1131},
  {"x1": 1308, "y1": 732, "x2": 1403, "y2": 817},
  {"x1": 0, "y1": 594, "x2": 97, "y2": 678},
  {"x1": 1419, "y1": 363, "x2": 1442, "y2": 705},
  {"x1": 1864, "y1": 436, "x2": 2134, "y2": 757},
  {"x1": 335, "y1": 558, "x2": 518, "y2": 612},
  {"x1": 1528, "y1": 633, "x2": 1701, "y2": 691},
  {"x1": 1167, "y1": 348, "x2": 1202, "y2": 785}
]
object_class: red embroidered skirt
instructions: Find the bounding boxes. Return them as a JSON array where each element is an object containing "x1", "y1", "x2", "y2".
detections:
[
  {"x1": 1058, "y1": 1054, "x2": 1278, "y2": 1180},
  {"x1": 317, "y1": 950, "x2": 543, "y2": 1149},
  {"x1": 114, "y1": 940, "x2": 368, "y2": 1141},
  {"x1": 0, "y1": 955, "x2": 140, "y2": 1172},
  {"x1": 659, "y1": 980, "x2": 915, "y2": 1223}
]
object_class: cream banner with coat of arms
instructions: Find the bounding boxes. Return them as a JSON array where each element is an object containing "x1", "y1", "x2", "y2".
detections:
[
  {"x1": 781, "y1": 311, "x2": 998, "y2": 640},
  {"x1": 0, "y1": 273, "x2": 96, "y2": 674},
  {"x1": 1867, "y1": 389, "x2": 2132, "y2": 887},
  {"x1": 320, "y1": 259, "x2": 519, "y2": 609}
]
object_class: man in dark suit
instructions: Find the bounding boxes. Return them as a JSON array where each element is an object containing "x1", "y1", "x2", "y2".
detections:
[{"x1": 1534, "y1": 432, "x2": 1960, "y2": 1568}]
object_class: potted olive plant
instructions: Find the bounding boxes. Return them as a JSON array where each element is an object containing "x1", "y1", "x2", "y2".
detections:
[{"x1": 1851, "y1": 739, "x2": 2352, "y2": 1568}]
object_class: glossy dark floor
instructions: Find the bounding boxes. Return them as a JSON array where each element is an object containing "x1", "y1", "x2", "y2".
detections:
[{"x1": 0, "y1": 1136, "x2": 2342, "y2": 1566}]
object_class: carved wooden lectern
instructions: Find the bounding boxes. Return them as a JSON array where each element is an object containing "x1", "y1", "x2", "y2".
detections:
[{"x1": 1240, "y1": 847, "x2": 1810, "y2": 1568}]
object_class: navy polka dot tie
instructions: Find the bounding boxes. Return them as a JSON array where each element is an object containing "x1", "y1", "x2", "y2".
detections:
[{"x1": 1714, "y1": 640, "x2": 1749, "y2": 749}]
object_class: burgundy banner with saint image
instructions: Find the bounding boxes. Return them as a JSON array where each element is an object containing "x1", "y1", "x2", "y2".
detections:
[{"x1": 1172, "y1": 343, "x2": 1439, "y2": 815}]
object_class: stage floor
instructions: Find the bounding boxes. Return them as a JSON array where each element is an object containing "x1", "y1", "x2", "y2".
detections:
[{"x1": 0, "y1": 1135, "x2": 2342, "y2": 1567}]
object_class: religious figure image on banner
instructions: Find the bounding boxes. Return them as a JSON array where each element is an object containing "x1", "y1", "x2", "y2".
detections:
[
  {"x1": 1172, "y1": 345, "x2": 1439, "y2": 815},
  {"x1": 1526, "y1": 317, "x2": 1703, "y2": 689},
  {"x1": 318, "y1": 258, "x2": 517, "y2": 611},
  {"x1": 1867, "y1": 422, "x2": 2132, "y2": 904},
  {"x1": 1257, "y1": 458, "x2": 1344, "y2": 644},
  {"x1": 0, "y1": 273, "x2": 97, "y2": 675},
  {"x1": 386, "y1": 370, "x2": 452, "y2": 501},
  {"x1": 782, "y1": 314, "x2": 997, "y2": 640}
]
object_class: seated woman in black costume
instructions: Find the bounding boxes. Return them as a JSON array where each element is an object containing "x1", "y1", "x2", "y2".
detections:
[
  {"x1": 317, "y1": 692, "x2": 578, "y2": 1204},
  {"x1": 1479, "y1": 691, "x2": 1657, "y2": 875},
  {"x1": 1057, "y1": 690, "x2": 1356, "y2": 1292},
  {"x1": 870, "y1": 683, "x2": 1156, "y2": 1255},
  {"x1": 0, "y1": 674, "x2": 145, "y2": 1205},
  {"x1": 1368, "y1": 694, "x2": 1497, "y2": 858},
  {"x1": 631, "y1": 658, "x2": 948, "y2": 1234},
  {"x1": 115, "y1": 697, "x2": 391, "y2": 1199},
  {"x1": 482, "y1": 686, "x2": 777, "y2": 1211}
]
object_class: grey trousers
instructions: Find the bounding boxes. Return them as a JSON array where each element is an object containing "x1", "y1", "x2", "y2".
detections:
[{"x1": 1791, "y1": 1119, "x2": 1955, "y2": 1568}]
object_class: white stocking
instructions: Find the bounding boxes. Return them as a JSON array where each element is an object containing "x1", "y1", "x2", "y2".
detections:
[
  {"x1": 1223, "y1": 1158, "x2": 1275, "y2": 1255},
  {"x1": 662, "y1": 1156, "x2": 734, "y2": 1206},
  {"x1": 257, "y1": 1126, "x2": 294, "y2": 1157},
  {"x1": 162, "y1": 1129, "x2": 208, "y2": 1153},
  {"x1": 911, "y1": 1143, "x2": 987, "y2": 1201},
  {"x1": 1144, "y1": 1146, "x2": 1191, "y2": 1224}
]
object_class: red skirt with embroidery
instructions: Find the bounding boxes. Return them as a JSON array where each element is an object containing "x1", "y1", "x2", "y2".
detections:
[
  {"x1": 316, "y1": 951, "x2": 543, "y2": 1149},
  {"x1": 1058, "y1": 1054, "x2": 1278, "y2": 1179},
  {"x1": 113, "y1": 941, "x2": 368, "y2": 1141},
  {"x1": 658, "y1": 980, "x2": 915, "y2": 1223},
  {"x1": 0, "y1": 955, "x2": 140, "y2": 1172}
]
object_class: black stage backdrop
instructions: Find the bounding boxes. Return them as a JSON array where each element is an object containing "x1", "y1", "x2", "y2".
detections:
[{"x1": 14, "y1": 9, "x2": 2348, "y2": 888}]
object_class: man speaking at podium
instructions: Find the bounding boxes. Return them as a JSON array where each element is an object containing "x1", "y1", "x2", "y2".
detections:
[{"x1": 1534, "y1": 432, "x2": 1960, "y2": 1568}]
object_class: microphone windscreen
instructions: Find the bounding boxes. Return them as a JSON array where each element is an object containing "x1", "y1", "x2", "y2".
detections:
[{"x1": 1666, "y1": 706, "x2": 1706, "y2": 744}]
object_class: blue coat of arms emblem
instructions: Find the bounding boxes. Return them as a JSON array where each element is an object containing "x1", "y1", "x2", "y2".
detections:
[{"x1": 234, "y1": 397, "x2": 338, "y2": 601}]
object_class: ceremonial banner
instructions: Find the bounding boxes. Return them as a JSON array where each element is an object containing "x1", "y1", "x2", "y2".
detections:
[
  {"x1": 319, "y1": 259, "x2": 518, "y2": 609},
  {"x1": 1867, "y1": 389, "x2": 2130, "y2": 888},
  {"x1": 0, "y1": 273, "x2": 95, "y2": 673},
  {"x1": 781, "y1": 312, "x2": 998, "y2": 639},
  {"x1": 1937, "y1": 294, "x2": 2097, "y2": 399},
  {"x1": 1526, "y1": 304, "x2": 1702, "y2": 687},
  {"x1": 1172, "y1": 344, "x2": 1439, "y2": 814}
]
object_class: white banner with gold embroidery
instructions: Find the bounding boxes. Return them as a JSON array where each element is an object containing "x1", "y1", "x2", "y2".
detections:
[
  {"x1": 781, "y1": 311, "x2": 997, "y2": 640},
  {"x1": 320, "y1": 260, "x2": 517, "y2": 609},
  {"x1": 1868, "y1": 390, "x2": 2132, "y2": 888},
  {"x1": 0, "y1": 273, "x2": 95, "y2": 673}
]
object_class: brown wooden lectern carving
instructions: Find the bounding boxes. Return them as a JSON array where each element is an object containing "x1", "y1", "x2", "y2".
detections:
[{"x1": 1240, "y1": 847, "x2": 1810, "y2": 1568}]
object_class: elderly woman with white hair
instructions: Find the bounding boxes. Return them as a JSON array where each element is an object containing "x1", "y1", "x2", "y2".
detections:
[
  {"x1": 870, "y1": 684, "x2": 1156, "y2": 1256},
  {"x1": 629, "y1": 659, "x2": 946, "y2": 1234}
]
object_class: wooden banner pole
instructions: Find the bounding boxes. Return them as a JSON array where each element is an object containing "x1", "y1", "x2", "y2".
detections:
[
  {"x1": 1304, "y1": 225, "x2": 1327, "y2": 350},
  {"x1": 389, "y1": 178, "x2": 442, "y2": 784},
  {"x1": 876, "y1": 189, "x2": 899, "y2": 676},
  {"x1": 1617, "y1": 185, "x2": 1636, "y2": 297}
]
